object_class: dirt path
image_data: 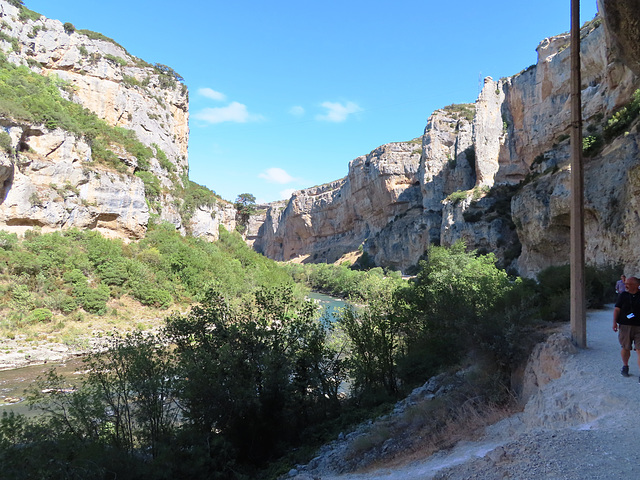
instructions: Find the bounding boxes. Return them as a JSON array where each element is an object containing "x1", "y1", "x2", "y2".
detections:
[{"x1": 305, "y1": 306, "x2": 640, "y2": 479}]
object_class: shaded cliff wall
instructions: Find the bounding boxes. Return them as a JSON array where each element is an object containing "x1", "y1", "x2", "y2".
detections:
[
  {"x1": 252, "y1": 6, "x2": 640, "y2": 275},
  {"x1": 0, "y1": 0, "x2": 236, "y2": 240}
]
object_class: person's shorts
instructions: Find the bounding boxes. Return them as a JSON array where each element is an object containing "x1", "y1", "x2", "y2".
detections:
[{"x1": 618, "y1": 324, "x2": 640, "y2": 350}]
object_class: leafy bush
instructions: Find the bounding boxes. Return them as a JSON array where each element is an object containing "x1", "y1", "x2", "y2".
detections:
[
  {"x1": 152, "y1": 143, "x2": 175, "y2": 172},
  {"x1": 10, "y1": 284, "x2": 35, "y2": 311},
  {"x1": 77, "y1": 284, "x2": 110, "y2": 315},
  {"x1": 445, "y1": 189, "x2": 468, "y2": 204},
  {"x1": 583, "y1": 134, "x2": 603, "y2": 157},
  {"x1": 443, "y1": 103, "x2": 475, "y2": 123},
  {"x1": 135, "y1": 170, "x2": 161, "y2": 198},
  {"x1": 339, "y1": 242, "x2": 541, "y2": 400},
  {"x1": 0, "y1": 130, "x2": 12, "y2": 153},
  {"x1": 131, "y1": 284, "x2": 172, "y2": 308},
  {"x1": 176, "y1": 180, "x2": 219, "y2": 224},
  {"x1": 0, "y1": 231, "x2": 18, "y2": 250},
  {"x1": 0, "y1": 31, "x2": 19, "y2": 52},
  {"x1": 18, "y1": 6, "x2": 40, "y2": 22},
  {"x1": 26, "y1": 307, "x2": 53, "y2": 323},
  {"x1": 97, "y1": 258, "x2": 129, "y2": 286},
  {"x1": 603, "y1": 89, "x2": 640, "y2": 141},
  {"x1": 63, "y1": 22, "x2": 75, "y2": 34},
  {"x1": 77, "y1": 29, "x2": 126, "y2": 50},
  {"x1": 104, "y1": 54, "x2": 127, "y2": 67},
  {"x1": 0, "y1": 224, "x2": 300, "y2": 328},
  {"x1": 536, "y1": 264, "x2": 617, "y2": 322},
  {"x1": 121, "y1": 74, "x2": 139, "y2": 87}
]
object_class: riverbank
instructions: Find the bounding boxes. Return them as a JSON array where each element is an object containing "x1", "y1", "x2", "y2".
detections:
[
  {"x1": 0, "y1": 296, "x2": 177, "y2": 371},
  {"x1": 0, "y1": 333, "x2": 102, "y2": 371}
]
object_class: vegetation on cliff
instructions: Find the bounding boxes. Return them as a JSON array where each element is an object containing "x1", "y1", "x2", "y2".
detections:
[
  {"x1": 0, "y1": 50, "x2": 221, "y2": 227},
  {"x1": 0, "y1": 53, "x2": 158, "y2": 171}
]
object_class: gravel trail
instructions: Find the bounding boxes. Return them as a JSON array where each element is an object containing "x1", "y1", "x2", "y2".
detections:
[{"x1": 316, "y1": 306, "x2": 640, "y2": 479}]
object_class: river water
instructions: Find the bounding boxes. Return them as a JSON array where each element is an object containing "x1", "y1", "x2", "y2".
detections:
[
  {"x1": 0, "y1": 358, "x2": 86, "y2": 416},
  {"x1": 307, "y1": 291, "x2": 347, "y2": 322},
  {"x1": 0, "y1": 293, "x2": 347, "y2": 415}
]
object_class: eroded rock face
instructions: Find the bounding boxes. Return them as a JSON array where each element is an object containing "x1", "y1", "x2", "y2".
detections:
[
  {"x1": 0, "y1": 125, "x2": 149, "y2": 238},
  {"x1": 252, "y1": 4, "x2": 640, "y2": 275},
  {"x1": 0, "y1": 0, "x2": 234, "y2": 240},
  {"x1": 600, "y1": 0, "x2": 640, "y2": 76},
  {"x1": 253, "y1": 141, "x2": 425, "y2": 264}
]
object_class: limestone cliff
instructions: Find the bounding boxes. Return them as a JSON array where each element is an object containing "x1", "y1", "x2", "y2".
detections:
[
  {"x1": 252, "y1": 140, "x2": 424, "y2": 267},
  {"x1": 0, "y1": 0, "x2": 235, "y2": 240},
  {"x1": 252, "y1": 4, "x2": 640, "y2": 276}
]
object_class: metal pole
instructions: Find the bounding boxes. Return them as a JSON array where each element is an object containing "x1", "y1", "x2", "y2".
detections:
[{"x1": 570, "y1": 0, "x2": 587, "y2": 348}]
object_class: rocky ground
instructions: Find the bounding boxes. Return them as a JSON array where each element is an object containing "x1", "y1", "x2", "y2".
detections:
[
  {"x1": 287, "y1": 306, "x2": 638, "y2": 479},
  {"x1": 0, "y1": 334, "x2": 103, "y2": 371}
]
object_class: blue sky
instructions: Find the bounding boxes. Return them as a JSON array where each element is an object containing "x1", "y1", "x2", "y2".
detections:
[{"x1": 25, "y1": 0, "x2": 598, "y2": 204}]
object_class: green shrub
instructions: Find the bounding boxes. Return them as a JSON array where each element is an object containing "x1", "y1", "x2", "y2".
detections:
[
  {"x1": 445, "y1": 189, "x2": 468, "y2": 204},
  {"x1": 177, "y1": 180, "x2": 219, "y2": 224},
  {"x1": 10, "y1": 284, "x2": 35, "y2": 312},
  {"x1": 135, "y1": 170, "x2": 161, "y2": 198},
  {"x1": 104, "y1": 54, "x2": 127, "y2": 67},
  {"x1": 121, "y1": 75, "x2": 139, "y2": 87},
  {"x1": 63, "y1": 268, "x2": 89, "y2": 288},
  {"x1": 77, "y1": 29, "x2": 126, "y2": 50},
  {"x1": 63, "y1": 22, "x2": 75, "y2": 34},
  {"x1": 537, "y1": 264, "x2": 617, "y2": 322},
  {"x1": 51, "y1": 292, "x2": 77, "y2": 313},
  {"x1": 132, "y1": 285, "x2": 172, "y2": 308},
  {"x1": 97, "y1": 259, "x2": 129, "y2": 286},
  {"x1": 26, "y1": 307, "x2": 53, "y2": 323},
  {"x1": 0, "y1": 31, "x2": 20, "y2": 52},
  {"x1": 0, "y1": 131, "x2": 12, "y2": 153},
  {"x1": 18, "y1": 6, "x2": 40, "y2": 22},
  {"x1": 583, "y1": 134, "x2": 603, "y2": 157},
  {"x1": 442, "y1": 103, "x2": 475, "y2": 123},
  {"x1": 0, "y1": 231, "x2": 18, "y2": 250},
  {"x1": 152, "y1": 143, "x2": 175, "y2": 172},
  {"x1": 78, "y1": 284, "x2": 110, "y2": 315},
  {"x1": 603, "y1": 89, "x2": 640, "y2": 141}
]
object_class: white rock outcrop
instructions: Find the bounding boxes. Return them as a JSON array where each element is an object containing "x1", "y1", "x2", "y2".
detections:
[{"x1": 0, "y1": 0, "x2": 234, "y2": 240}]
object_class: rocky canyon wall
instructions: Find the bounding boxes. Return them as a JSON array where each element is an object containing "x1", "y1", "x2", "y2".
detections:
[
  {"x1": 252, "y1": 5, "x2": 640, "y2": 276},
  {"x1": 0, "y1": 0, "x2": 235, "y2": 240}
]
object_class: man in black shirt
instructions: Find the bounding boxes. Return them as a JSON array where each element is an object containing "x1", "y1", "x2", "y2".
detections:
[{"x1": 613, "y1": 276, "x2": 640, "y2": 378}]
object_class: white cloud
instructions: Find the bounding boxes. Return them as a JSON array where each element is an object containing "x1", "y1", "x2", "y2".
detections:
[
  {"x1": 198, "y1": 87, "x2": 226, "y2": 101},
  {"x1": 193, "y1": 102, "x2": 263, "y2": 124},
  {"x1": 289, "y1": 105, "x2": 305, "y2": 117},
  {"x1": 259, "y1": 167, "x2": 296, "y2": 184},
  {"x1": 316, "y1": 101, "x2": 363, "y2": 123},
  {"x1": 279, "y1": 188, "x2": 297, "y2": 200}
]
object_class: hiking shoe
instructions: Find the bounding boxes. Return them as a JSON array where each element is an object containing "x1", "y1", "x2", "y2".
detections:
[{"x1": 622, "y1": 365, "x2": 630, "y2": 377}]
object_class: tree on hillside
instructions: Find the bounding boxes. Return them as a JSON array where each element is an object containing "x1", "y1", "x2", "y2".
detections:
[{"x1": 234, "y1": 193, "x2": 256, "y2": 233}]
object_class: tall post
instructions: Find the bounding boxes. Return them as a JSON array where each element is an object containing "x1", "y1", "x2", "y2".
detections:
[{"x1": 570, "y1": 0, "x2": 587, "y2": 348}]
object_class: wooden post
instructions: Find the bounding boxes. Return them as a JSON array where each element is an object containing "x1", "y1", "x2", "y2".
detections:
[{"x1": 570, "y1": 0, "x2": 587, "y2": 348}]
